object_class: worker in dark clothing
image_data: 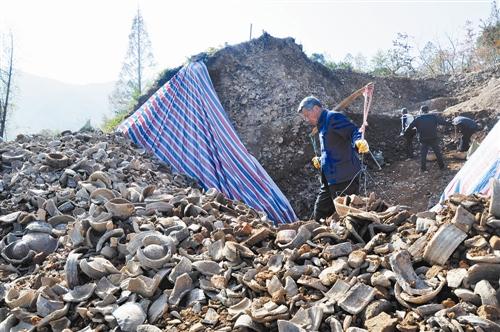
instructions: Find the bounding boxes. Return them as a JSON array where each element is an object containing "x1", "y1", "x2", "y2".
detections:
[
  {"x1": 406, "y1": 105, "x2": 448, "y2": 172},
  {"x1": 297, "y1": 94, "x2": 369, "y2": 221},
  {"x1": 400, "y1": 108, "x2": 416, "y2": 159},
  {"x1": 452, "y1": 116, "x2": 480, "y2": 152}
]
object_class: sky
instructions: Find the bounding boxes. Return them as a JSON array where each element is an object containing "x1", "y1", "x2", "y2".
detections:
[{"x1": 0, "y1": 0, "x2": 495, "y2": 85}]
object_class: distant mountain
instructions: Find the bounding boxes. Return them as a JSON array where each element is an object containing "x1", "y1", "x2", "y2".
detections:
[{"x1": 5, "y1": 72, "x2": 115, "y2": 140}]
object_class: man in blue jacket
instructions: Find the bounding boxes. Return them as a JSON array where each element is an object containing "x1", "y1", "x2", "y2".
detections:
[{"x1": 298, "y1": 96, "x2": 369, "y2": 221}]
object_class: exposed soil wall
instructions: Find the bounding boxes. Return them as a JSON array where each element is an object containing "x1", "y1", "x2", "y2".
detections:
[{"x1": 136, "y1": 34, "x2": 499, "y2": 218}]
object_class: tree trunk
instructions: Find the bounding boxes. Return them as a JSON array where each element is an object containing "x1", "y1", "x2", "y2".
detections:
[{"x1": 0, "y1": 33, "x2": 13, "y2": 139}]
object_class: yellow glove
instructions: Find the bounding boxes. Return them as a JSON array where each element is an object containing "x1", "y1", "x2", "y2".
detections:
[
  {"x1": 355, "y1": 139, "x2": 369, "y2": 154},
  {"x1": 312, "y1": 156, "x2": 321, "y2": 169}
]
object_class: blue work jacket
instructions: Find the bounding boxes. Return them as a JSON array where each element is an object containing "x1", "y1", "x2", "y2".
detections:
[{"x1": 317, "y1": 109, "x2": 362, "y2": 185}]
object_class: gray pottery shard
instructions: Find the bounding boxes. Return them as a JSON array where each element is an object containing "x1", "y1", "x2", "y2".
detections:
[
  {"x1": 408, "y1": 236, "x2": 427, "y2": 260},
  {"x1": 474, "y1": 280, "x2": 499, "y2": 306},
  {"x1": 277, "y1": 226, "x2": 311, "y2": 249},
  {"x1": 277, "y1": 320, "x2": 306, "y2": 332},
  {"x1": 36, "y1": 294, "x2": 65, "y2": 317},
  {"x1": 328, "y1": 317, "x2": 343, "y2": 332},
  {"x1": 463, "y1": 263, "x2": 500, "y2": 287},
  {"x1": 185, "y1": 288, "x2": 206, "y2": 306},
  {"x1": 325, "y1": 279, "x2": 352, "y2": 303},
  {"x1": 297, "y1": 276, "x2": 328, "y2": 292},
  {"x1": 168, "y1": 273, "x2": 193, "y2": 306},
  {"x1": 63, "y1": 283, "x2": 96, "y2": 302},
  {"x1": 267, "y1": 254, "x2": 284, "y2": 273},
  {"x1": 0, "y1": 211, "x2": 21, "y2": 224},
  {"x1": 319, "y1": 263, "x2": 345, "y2": 286},
  {"x1": 323, "y1": 242, "x2": 353, "y2": 260},
  {"x1": 104, "y1": 198, "x2": 135, "y2": 220},
  {"x1": 49, "y1": 317, "x2": 71, "y2": 332},
  {"x1": 192, "y1": 260, "x2": 222, "y2": 276},
  {"x1": 95, "y1": 277, "x2": 120, "y2": 299},
  {"x1": 490, "y1": 179, "x2": 500, "y2": 218},
  {"x1": 453, "y1": 288, "x2": 481, "y2": 305},
  {"x1": 251, "y1": 302, "x2": 288, "y2": 323},
  {"x1": 64, "y1": 252, "x2": 81, "y2": 289},
  {"x1": 126, "y1": 274, "x2": 161, "y2": 298},
  {"x1": 284, "y1": 276, "x2": 299, "y2": 298},
  {"x1": 414, "y1": 303, "x2": 445, "y2": 317},
  {"x1": 148, "y1": 293, "x2": 168, "y2": 324},
  {"x1": 289, "y1": 306, "x2": 323, "y2": 331},
  {"x1": 446, "y1": 268, "x2": 467, "y2": 288},
  {"x1": 452, "y1": 205, "x2": 476, "y2": 233},
  {"x1": 22, "y1": 232, "x2": 58, "y2": 256},
  {"x1": 275, "y1": 229, "x2": 297, "y2": 244},
  {"x1": 202, "y1": 308, "x2": 219, "y2": 325},
  {"x1": 234, "y1": 314, "x2": 264, "y2": 332},
  {"x1": 397, "y1": 278, "x2": 445, "y2": 304},
  {"x1": 137, "y1": 325, "x2": 162, "y2": 332},
  {"x1": 4, "y1": 288, "x2": 36, "y2": 309},
  {"x1": 390, "y1": 250, "x2": 432, "y2": 295},
  {"x1": 457, "y1": 315, "x2": 500, "y2": 331},
  {"x1": 228, "y1": 297, "x2": 252, "y2": 316},
  {"x1": 0, "y1": 314, "x2": 17, "y2": 331},
  {"x1": 423, "y1": 224, "x2": 467, "y2": 265},
  {"x1": 36, "y1": 303, "x2": 70, "y2": 328},
  {"x1": 168, "y1": 256, "x2": 192, "y2": 283},
  {"x1": 207, "y1": 239, "x2": 225, "y2": 261},
  {"x1": 267, "y1": 275, "x2": 285, "y2": 300},
  {"x1": 338, "y1": 283, "x2": 375, "y2": 314},
  {"x1": 346, "y1": 328, "x2": 368, "y2": 332},
  {"x1": 79, "y1": 257, "x2": 120, "y2": 279},
  {"x1": 112, "y1": 302, "x2": 146, "y2": 332}
]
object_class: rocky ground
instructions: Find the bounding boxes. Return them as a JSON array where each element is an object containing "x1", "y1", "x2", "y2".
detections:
[{"x1": 0, "y1": 132, "x2": 499, "y2": 332}]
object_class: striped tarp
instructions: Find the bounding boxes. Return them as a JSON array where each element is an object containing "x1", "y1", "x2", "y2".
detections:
[
  {"x1": 439, "y1": 120, "x2": 500, "y2": 203},
  {"x1": 117, "y1": 62, "x2": 297, "y2": 224}
]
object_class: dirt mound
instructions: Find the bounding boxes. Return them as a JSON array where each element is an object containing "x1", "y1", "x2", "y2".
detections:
[{"x1": 138, "y1": 33, "x2": 498, "y2": 218}]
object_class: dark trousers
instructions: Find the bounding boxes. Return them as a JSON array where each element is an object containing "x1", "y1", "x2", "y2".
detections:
[
  {"x1": 313, "y1": 172, "x2": 359, "y2": 221},
  {"x1": 403, "y1": 130, "x2": 416, "y2": 158},
  {"x1": 404, "y1": 136, "x2": 413, "y2": 158},
  {"x1": 420, "y1": 138, "x2": 444, "y2": 171}
]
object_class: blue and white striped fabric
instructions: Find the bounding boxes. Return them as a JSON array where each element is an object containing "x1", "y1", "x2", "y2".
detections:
[
  {"x1": 439, "y1": 119, "x2": 500, "y2": 203},
  {"x1": 118, "y1": 62, "x2": 297, "y2": 224}
]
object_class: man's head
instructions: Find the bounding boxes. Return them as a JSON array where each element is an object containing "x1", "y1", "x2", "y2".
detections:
[
  {"x1": 401, "y1": 108, "x2": 408, "y2": 115},
  {"x1": 420, "y1": 105, "x2": 429, "y2": 114},
  {"x1": 298, "y1": 96, "x2": 323, "y2": 126}
]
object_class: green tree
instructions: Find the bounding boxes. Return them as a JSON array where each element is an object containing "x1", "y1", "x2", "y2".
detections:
[
  {"x1": 354, "y1": 53, "x2": 368, "y2": 72},
  {"x1": 109, "y1": 8, "x2": 155, "y2": 114},
  {"x1": 310, "y1": 53, "x2": 327, "y2": 64},
  {"x1": 388, "y1": 33, "x2": 415, "y2": 76},
  {"x1": 460, "y1": 20, "x2": 478, "y2": 71},
  {"x1": 370, "y1": 50, "x2": 392, "y2": 76},
  {"x1": 0, "y1": 32, "x2": 14, "y2": 139},
  {"x1": 476, "y1": 0, "x2": 500, "y2": 67},
  {"x1": 370, "y1": 33, "x2": 415, "y2": 76}
]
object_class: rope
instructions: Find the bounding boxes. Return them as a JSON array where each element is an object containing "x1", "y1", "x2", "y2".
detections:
[{"x1": 360, "y1": 84, "x2": 374, "y2": 140}]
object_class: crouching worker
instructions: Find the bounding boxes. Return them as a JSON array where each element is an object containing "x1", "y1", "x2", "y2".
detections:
[
  {"x1": 452, "y1": 115, "x2": 480, "y2": 152},
  {"x1": 297, "y1": 95, "x2": 369, "y2": 222}
]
